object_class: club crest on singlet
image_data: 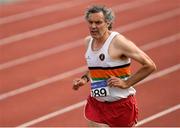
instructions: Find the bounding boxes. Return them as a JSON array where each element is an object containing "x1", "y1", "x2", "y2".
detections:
[{"x1": 99, "y1": 53, "x2": 105, "y2": 61}]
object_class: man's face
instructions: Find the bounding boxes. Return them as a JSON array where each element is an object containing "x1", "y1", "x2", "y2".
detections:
[{"x1": 87, "y1": 12, "x2": 109, "y2": 39}]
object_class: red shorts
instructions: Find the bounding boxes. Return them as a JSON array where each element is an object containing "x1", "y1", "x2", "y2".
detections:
[{"x1": 85, "y1": 95, "x2": 138, "y2": 127}]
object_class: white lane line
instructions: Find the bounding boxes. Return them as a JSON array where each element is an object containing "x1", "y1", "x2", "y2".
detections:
[
  {"x1": 0, "y1": 39, "x2": 84, "y2": 70},
  {"x1": 0, "y1": 66, "x2": 87, "y2": 101},
  {"x1": 17, "y1": 100, "x2": 87, "y2": 128},
  {"x1": 136, "y1": 104, "x2": 180, "y2": 126},
  {"x1": 0, "y1": 0, "x2": 88, "y2": 25},
  {"x1": 17, "y1": 64, "x2": 180, "y2": 127},
  {"x1": 0, "y1": 34, "x2": 178, "y2": 101},
  {"x1": 118, "y1": 8, "x2": 180, "y2": 33},
  {"x1": 0, "y1": 9, "x2": 179, "y2": 71},
  {"x1": 140, "y1": 33, "x2": 180, "y2": 51},
  {"x1": 139, "y1": 64, "x2": 180, "y2": 84},
  {"x1": 0, "y1": 0, "x2": 158, "y2": 46}
]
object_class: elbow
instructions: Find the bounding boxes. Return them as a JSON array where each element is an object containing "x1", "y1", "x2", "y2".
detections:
[
  {"x1": 149, "y1": 62, "x2": 157, "y2": 73},
  {"x1": 144, "y1": 61, "x2": 157, "y2": 73}
]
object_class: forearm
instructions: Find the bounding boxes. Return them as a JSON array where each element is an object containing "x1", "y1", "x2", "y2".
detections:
[
  {"x1": 81, "y1": 71, "x2": 90, "y2": 83},
  {"x1": 126, "y1": 64, "x2": 156, "y2": 87}
]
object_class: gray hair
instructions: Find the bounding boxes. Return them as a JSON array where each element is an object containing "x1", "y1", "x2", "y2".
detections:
[{"x1": 85, "y1": 5, "x2": 115, "y2": 30}]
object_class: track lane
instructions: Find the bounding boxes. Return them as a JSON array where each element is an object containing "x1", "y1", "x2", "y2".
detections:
[
  {"x1": 0, "y1": 0, "x2": 133, "y2": 39},
  {"x1": 0, "y1": 0, "x2": 72, "y2": 17},
  {"x1": 0, "y1": 17, "x2": 178, "y2": 94},
  {"x1": 135, "y1": 71, "x2": 180, "y2": 126},
  {"x1": 136, "y1": 71, "x2": 180, "y2": 119},
  {"x1": 0, "y1": 46, "x2": 86, "y2": 94},
  {"x1": 31, "y1": 106, "x2": 87, "y2": 127},
  {"x1": 123, "y1": 16, "x2": 179, "y2": 46},
  {"x1": 0, "y1": 73, "x2": 90, "y2": 126},
  {"x1": 141, "y1": 109, "x2": 180, "y2": 126},
  {"x1": 0, "y1": 0, "x2": 126, "y2": 38},
  {"x1": 0, "y1": 0, "x2": 94, "y2": 25},
  {"x1": 113, "y1": 0, "x2": 179, "y2": 28},
  {"x1": 0, "y1": 39, "x2": 179, "y2": 126}
]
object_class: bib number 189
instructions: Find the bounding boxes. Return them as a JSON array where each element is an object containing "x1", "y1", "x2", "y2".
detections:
[
  {"x1": 91, "y1": 87, "x2": 109, "y2": 97},
  {"x1": 91, "y1": 80, "x2": 110, "y2": 97}
]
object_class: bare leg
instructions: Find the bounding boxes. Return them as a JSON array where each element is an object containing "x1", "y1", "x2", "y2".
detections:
[{"x1": 87, "y1": 120, "x2": 109, "y2": 127}]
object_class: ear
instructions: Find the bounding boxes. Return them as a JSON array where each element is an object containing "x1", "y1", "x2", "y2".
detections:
[
  {"x1": 106, "y1": 21, "x2": 111, "y2": 29},
  {"x1": 106, "y1": 21, "x2": 110, "y2": 26}
]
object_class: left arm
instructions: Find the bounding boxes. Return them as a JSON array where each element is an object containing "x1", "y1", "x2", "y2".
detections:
[{"x1": 108, "y1": 35, "x2": 157, "y2": 88}]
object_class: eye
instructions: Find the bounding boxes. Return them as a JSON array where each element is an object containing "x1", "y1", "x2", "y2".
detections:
[
  {"x1": 88, "y1": 21, "x2": 93, "y2": 24},
  {"x1": 95, "y1": 21, "x2": 102, "y2": 25}
]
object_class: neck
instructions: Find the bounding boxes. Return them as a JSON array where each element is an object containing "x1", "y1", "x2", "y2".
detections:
[
  {"x1": 92, "y1": 31, "x2": 111, "y2": 51},
  {"x1": 96, "y1": 30, "x2": 111, "y2": 44}
]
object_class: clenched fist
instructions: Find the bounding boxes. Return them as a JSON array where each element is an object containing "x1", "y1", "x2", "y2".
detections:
[{"x1": 72, "y1": 78, "x2": 87, "y2": 90}]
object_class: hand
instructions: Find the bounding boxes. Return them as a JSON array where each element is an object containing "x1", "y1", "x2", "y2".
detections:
[
  {"x1": 72, "y1": 78, "x2": 86, "y2": 90},
  {"x1": 107, "y1": 76, "x2": 129, "y2": 89}
]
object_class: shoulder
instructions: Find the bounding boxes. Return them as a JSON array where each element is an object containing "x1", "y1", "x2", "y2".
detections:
[
  {"x1": 85, "y1": 36, "x2": 91, "y2": 43},
  {"x1": 112, "y1": 33, "x2": 141, "y2": 54},
  {"x1": 112, "y1": 33, "x2": 131, "y2": 48},
  {"x1": 84, "y1": 36, "x2": 91, "y2": 49}
]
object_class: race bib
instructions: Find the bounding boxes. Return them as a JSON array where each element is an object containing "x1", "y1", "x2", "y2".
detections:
[{"x1": 91, "y1": 80, "x2": 110, "y2": 97}]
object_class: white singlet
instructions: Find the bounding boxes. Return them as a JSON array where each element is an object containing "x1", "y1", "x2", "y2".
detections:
[{"x1": 85, "y1": 31, "x2": 136, "y2": 102}]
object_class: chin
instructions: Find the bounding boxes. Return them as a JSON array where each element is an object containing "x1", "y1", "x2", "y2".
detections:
[
  {"x1": 91, "y1": 34, "x2": 97, "y2": 38},
  {"x1": 91, "y1": 34, "x2": 100, "y2": 39}
]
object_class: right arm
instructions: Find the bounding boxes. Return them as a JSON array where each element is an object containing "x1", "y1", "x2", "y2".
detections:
[{"x1": 72, "y1": 36, "x2": 91, "y2": 90}]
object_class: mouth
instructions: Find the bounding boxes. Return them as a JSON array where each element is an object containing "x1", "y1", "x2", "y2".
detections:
[{"x1": 90, "y1": 30, "x2": 98, "y2": 35}]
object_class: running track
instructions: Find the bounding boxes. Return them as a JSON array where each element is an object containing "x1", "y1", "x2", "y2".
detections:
[{"x1": 0, "y1": 0, "x2": 179, "y2": 127}]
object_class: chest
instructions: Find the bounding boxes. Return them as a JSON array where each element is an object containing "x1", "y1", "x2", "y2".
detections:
[
  {"x1": 85, "y1": 44, "x2": 131, "y2": 68},
  {"x1": 86, "y1": 49, "x2": 109, "y2": 67}
]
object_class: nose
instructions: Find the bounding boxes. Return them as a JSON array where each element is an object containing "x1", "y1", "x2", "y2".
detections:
[{"x1": 91, "y1": 23, "x2": 96, "y2": 29}]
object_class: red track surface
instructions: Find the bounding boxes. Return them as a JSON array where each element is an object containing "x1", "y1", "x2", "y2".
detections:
[{"x1": 0, "y1": 0, "x2": 179, "y2": 127}]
